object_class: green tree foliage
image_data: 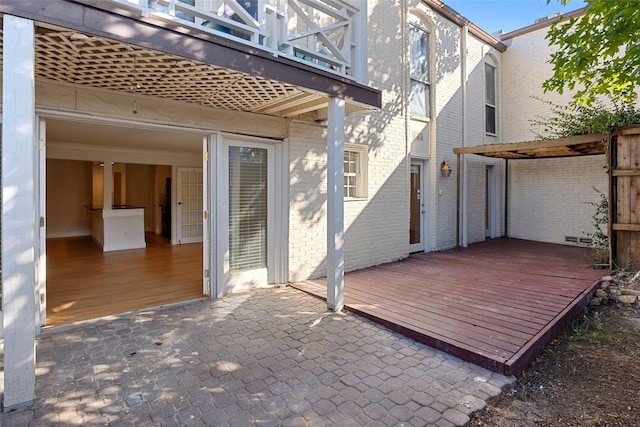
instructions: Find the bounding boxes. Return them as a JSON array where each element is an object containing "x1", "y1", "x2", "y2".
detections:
[
  {"x1": 543, "y1": 0, "x2": 640, "y2": 105},
  {"x1": 530, "y1": 97, "x2": 640, "y2": 139}
]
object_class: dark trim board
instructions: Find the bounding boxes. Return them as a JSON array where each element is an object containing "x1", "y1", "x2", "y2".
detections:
[{"x1": 292, "y1": 238, "x2": 606, "y2": 376}]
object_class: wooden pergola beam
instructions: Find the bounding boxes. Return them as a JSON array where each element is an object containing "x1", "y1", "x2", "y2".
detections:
[
  {"x1": 453, "y1": 132, "x2": 610, "y2": 257},
  {"x1": 453, "y1": 133, "x2": 608, "y2": 159}
]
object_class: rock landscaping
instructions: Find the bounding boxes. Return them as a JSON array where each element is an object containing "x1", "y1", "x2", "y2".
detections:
[{"x1": 590, "y1": 272, "x2": 640, "y2": 307}]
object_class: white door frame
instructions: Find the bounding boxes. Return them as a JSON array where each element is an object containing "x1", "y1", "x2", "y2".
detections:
[
  {"x1": 37, "y1": 110, "x2": 212, "y2": 302},
  {"x1": 409, "y1": 159, "x2": 428, "y2": 253},
  {"x1": 202, "y1": 135, "x2": 211, "y2": 296},
  {"x1": 213, "y1": 133, "x2": 287, "y2": 298},
  {"x1": 36, "y1": 117, "x2": 47, "y2": 331},
  {"x1": 2, "y1": 13, "x2": 37, "y2": 410}
]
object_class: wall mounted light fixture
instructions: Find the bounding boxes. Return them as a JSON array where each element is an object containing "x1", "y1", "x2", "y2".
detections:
[{"x1": 440, "y1": 161, "x2": 452, "y2": 178}]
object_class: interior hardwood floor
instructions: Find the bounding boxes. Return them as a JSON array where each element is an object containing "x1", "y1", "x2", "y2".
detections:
[{"x1": 46, "y1": 233, "x2": 203, "y2": 327}]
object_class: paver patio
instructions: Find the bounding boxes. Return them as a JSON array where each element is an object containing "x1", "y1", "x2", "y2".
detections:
[{"x1": 1, "y1": 288, "x2": 513, "y2": 426}]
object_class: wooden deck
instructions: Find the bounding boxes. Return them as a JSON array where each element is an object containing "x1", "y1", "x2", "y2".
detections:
[{"x1": 292, "y1": 239, "x2": 606, "y2": 375}]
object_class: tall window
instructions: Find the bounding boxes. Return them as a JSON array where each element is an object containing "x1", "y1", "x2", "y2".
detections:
[
  {"x1": 409, "y1": 25, "x2": 431, "y2": 119},
  {"x1": 343, "y1": 143, "x2": 368, "y2": 199},
  {"x1": 485, "y1": 63, "x2": 497, "y2": 134}
]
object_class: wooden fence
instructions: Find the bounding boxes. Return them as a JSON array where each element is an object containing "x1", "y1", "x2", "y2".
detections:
[{"x1": 610, "y1": 126, "x2": 640, "y2": 270}]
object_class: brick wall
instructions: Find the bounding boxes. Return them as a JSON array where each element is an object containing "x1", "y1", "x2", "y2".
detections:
[
  {"x1": 501, "y1": 26, "x2": 578, "y2": 142},
  {"x1": 502, "y1": 26, "x2": 609, "y2": 245},
  {"x1": 508, "y1": 155, "x2": 607, "y2": 244},
  {"x1": 287, "y1": 1, "x2": 410, "y2": 281}
]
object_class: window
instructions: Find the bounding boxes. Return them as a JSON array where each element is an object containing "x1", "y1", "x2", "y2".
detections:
[
  {"x1": 485, "y1": 63, "x2": 497, "y2": 134},
  {"x1": 409, "y1": 25, "x2": 431, "y2": 119},
  {"x1": 343, "y1": 143, "x2": 368, "y2": 199}
]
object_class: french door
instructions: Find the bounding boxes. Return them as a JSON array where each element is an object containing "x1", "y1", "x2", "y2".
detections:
[
  {"x1": 176, "y1": 167, "x2": 203, "y2": 244},
  {"x1": 216, "y1": 137, "x2": 275, "y2": 295}
]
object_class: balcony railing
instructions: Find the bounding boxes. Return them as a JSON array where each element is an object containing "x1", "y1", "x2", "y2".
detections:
[{"x1": 103, "y1": 0, "x2": 367, "y2": 83}]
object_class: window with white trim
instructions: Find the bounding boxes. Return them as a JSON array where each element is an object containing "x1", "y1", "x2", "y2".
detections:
[
  {"x1": 409, "y1": 25, "x2": 431, "y2": 119},
  {"x1": 485, "y1": 63, "x2": 497, "y2": 135},
  {"x1": 343, "y1": 143, "x2": 368, "y2": 199}
]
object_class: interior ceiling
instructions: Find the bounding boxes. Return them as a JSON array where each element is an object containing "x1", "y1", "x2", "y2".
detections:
[
  {"x1": 6, "y1": 25, "x2": 331, "y2": 118},
  {"x1": 46, "y1": 118, "x2": 203, "y2": 153}
]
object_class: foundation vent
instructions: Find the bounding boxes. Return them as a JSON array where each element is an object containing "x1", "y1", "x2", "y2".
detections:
[{"x1": 565, "y1": 236, "x2": 593, "y2": 246}]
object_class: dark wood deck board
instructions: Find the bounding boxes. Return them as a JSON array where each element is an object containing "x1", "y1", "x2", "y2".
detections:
[{"x1": 292, "y1": 238, "x2": 605, "y2": 375}]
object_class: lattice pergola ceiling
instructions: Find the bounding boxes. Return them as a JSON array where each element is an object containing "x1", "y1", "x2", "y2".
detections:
[{"x1": 2, "y1": 25, "x2": 329, "y2": 117}]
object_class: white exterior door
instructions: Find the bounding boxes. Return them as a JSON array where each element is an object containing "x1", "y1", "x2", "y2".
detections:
[
  {"x1": 176, "y1": 167, "x2": 203, "y2": 244},
  {"x1": 409, "y1": 161, "x2": 425, "y2": 253},
  {"x1": 217, "y1": 136, "x2": 275, "y2": 295}
]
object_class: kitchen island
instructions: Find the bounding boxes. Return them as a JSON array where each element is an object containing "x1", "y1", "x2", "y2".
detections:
[{"x1": 89, "y1": 205, "x2": 146, "y2": 252}]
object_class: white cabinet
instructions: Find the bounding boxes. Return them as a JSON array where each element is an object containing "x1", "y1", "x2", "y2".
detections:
[{"x1": 91, "y1": 208, "x2": 146, "y2": 251}]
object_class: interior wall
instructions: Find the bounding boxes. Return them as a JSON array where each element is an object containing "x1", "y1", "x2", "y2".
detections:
[
  {"x1": 47, "y1": 159, "x2": 93, "y2": 238},
  {"x1": 126, "y1": 164, "x2": 152, "y2": 231}
]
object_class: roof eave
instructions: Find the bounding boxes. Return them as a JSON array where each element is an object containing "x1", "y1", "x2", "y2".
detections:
[
  {"x1": 422, "y1": 0, "x2": 507, "y2": 53},
  {"x1": 500, "y1": 7, "x2": 586, "y2": 41}
]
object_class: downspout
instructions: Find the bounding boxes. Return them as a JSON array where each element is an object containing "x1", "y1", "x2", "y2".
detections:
[
  {"x1": 456, "y1": 154, "x2": 461, "y2": 249},
  {"x1": 402, "y1": 0, "x2": 411, "y2": 244},
  {"x1": 461, "y1": 24, "x2": 469, "y2": 247},
  {"x1": 504, "y1": 158, "x2": 509, "y2": 238}
]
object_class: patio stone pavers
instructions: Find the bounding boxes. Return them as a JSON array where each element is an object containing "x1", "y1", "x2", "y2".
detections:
[{"x1": 0, "y1": 287, "x2": 514, "y2": 426}]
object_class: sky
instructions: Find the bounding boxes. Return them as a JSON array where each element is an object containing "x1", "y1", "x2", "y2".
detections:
[{"x1": 444, "y1": 0, "x2": 587, "y2": 35}]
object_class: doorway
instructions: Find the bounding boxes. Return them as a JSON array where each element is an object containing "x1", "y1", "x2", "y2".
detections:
[
  {"x1": 410, "y1": 160, "x2": 426, "y2": 253},
  {"x1": 42, "y1": 117, "x2": 207, "y2": 326}
]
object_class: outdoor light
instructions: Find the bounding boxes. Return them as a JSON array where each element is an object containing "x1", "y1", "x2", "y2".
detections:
[{"x1": 440, "y1": 161, "x2": 452, "y2": 178}]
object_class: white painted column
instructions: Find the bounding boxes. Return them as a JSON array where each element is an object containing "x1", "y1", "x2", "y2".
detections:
[
  {"x1": 326, "y1": 97, "x2": 345, "y2": 312},
  {"x1": 2, "y1": 14, "x2": 37, "y2": 411}
]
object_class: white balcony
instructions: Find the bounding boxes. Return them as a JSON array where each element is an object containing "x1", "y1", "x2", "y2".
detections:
[{"x1": 104, "y1": 0, "x2": 367, "y2": 83}]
